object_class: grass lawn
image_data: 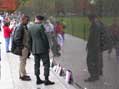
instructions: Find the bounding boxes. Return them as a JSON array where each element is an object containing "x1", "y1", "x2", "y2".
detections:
[{"x1": 57, "y1": 16, "x2": 114, "y2": 40}]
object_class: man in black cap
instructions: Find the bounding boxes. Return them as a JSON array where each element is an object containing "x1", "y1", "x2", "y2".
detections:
[{"x1": 28, "y1": 15, "x2": 55, "y2": 85}]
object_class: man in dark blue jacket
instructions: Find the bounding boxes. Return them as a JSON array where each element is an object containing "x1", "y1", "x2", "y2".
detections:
[{"x1": 11, "y1": 15, "x2": 31, "y2": 81}]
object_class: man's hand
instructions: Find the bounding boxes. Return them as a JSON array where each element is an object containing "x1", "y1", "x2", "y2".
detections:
[{"x1": 86, "y1": 46, "x2": 88, "y2": 52}]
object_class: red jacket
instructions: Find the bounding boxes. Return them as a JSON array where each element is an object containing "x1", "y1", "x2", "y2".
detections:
[
  {"x1": 3, "y1": 26, "x2": 12, "y2": 38},
  {"x1": 55, "y1": 24, "x2": 64, "y2": 35}
]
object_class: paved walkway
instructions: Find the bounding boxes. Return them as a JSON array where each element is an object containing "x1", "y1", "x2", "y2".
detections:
[
  {"x1": 0, "y1": 31, "x2": 119, "y2": 89},
  {"x1": 0, "y1": 32, "x2": 77, "y2": 89},
  {"x1": 55, "y1": 34, "x2": 119, "y2": 89}
]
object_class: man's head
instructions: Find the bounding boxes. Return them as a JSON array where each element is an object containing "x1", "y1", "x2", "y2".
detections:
[
  {"x1": 46, "y1": 19, "x2": 50, "y2": 23},
  {"x1": 35, "y1": 15, "x2": 44, "y2": 23},
  {"x1": 21, "y1": 15, "x2": 30, "y2": 25},
  {"x1": 88, "y1": 14, "x2": 97, "y2": 22}
]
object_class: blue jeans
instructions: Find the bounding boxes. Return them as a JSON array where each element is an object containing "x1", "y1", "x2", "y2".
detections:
[{"x1": 5, "y1": 38, "x2": 10, "y2": 52}]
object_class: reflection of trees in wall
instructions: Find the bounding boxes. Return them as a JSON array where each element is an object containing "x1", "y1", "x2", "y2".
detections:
[
  {"x1": 34, "y1": 0, "x2": 55, "y2": 16},
  {"x1": 79, "y1": 0, "x2": 91, "y2": 16},
  {"x1": 18, "y1": 0, "x2": 30, "y2": 6},
  {"x1": 55, "y1": 0, "x2": 65, "y2": 16},
  {"x1": 18, "y1": 0, "x2": 87, "y2": 16},
  {"x1": 101, "y1": 0, "x2": 111, "y2": 16},
  {"x1": 0, "y1": 0, "x2": 3, "y2": 5},
  {"x1": 18, "y1": 0, "x2": 56, "y2": 16},
  {"x1": 31, "y1": 0, "x2": 56, "y2": 16},
  {"x1": 96, "y1": 0, "x2": 103, "y2": 17},
  {"x1": 18, "y1": 0, "x2": 91, "y2": 16},
  {"x1": 55, "y1": 0, "x2": 76, "y2": 16},
  {"x1": 72, "y1": 0, "x2": 80, "y2": 15},
  {"x1": 111, "y1": 0, "x2": 119, "y2": 16},
  {"x1": 18, "y1": 0, "x2": 119, "y2": 16},
  {"x1": 95, "y1": 0, "x2": 119, "y2": 16}
]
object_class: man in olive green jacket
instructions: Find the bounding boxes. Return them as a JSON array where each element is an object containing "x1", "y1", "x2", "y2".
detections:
[{"x1": 28, "y1": 15, "x2": 55, "y2": 85}]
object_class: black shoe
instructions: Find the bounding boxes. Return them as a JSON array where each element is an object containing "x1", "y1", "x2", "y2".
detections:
[
  {"x1": 57, "y1": 53, "x2": 61, "y2": 56},
  {"x1": 54, "y1": 53, "x2": 61, "y2": 57},
  {"x1": 19, "y1": 75, "x2": 30, "y2": 78},
  {"x1": 36, "y1": 79, "x2": 44, "y2": 85},
  {"x1": 44, "y1": 80, "x2": 55, "y2": 85},
  {"x1": 99, "y1": 72, "x2": 103, "y2": 76},
  {"x1": 84, "y1": 77, "x2": 99, "y2": 82},
  {"x1": 24, "y1": 75, "x2": 30, "y2": 78},
  {"x1": 6, "y1": 50, "x2": 11, "y2": 53},
  {"x1": 36, "y1": 76, "x2": 44, "y2": 85},
  {"x1": 19, "y1": 75, "x2": 31, "y2": 81},
  {"x1": 27, "y1": 56, "x2": 30, "y2": 59}
]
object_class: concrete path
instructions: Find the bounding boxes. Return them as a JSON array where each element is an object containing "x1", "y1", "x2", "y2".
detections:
[
  {"x1": 0, "y1": 31, "x2": 119, "y2": 89},
  {"x1": 0, "y1": 32, "x2": 77, "y2": 89}
]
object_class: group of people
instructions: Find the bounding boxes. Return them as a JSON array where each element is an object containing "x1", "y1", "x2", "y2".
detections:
[
  {"x1": 1, "y1": 12, "x2": 65, "y2": 57},
  {"x1": 0, "y1": 12, "x2": 22, "y2": 53},
  {"x1": 1, "y1": 12, "x2": 119, "y2": 84},
  {"x1": 11, "y1": 15, "x2": 55, "y2": 85},
  {"x1": 0, "y1": 12, "x2": 65, "y2": 86},
  {"x1": 85, "y1": 14, "x2": 119, "y2": 82}
]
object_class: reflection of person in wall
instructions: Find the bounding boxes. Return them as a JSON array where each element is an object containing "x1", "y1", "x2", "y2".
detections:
[
  {"x1": 85, "y1": 15, "x2": 105, "y2": 82},
  {"x1": 44, "y1": 20, "x2": 60, "y2": 57},
  {"x1": 108, "y1": 18, "x2": 119, "y2": 61},
  {"x1": 55, "y1": 21, "x2": 65, "y2": 48},
  {"x1": 3, "y1": 21, "x2": 12, "y2": 52}
]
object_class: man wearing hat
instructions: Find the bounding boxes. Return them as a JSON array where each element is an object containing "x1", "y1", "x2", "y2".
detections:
[{"x1": 28, "y1": 15, "x2": 55, "y2": 85}]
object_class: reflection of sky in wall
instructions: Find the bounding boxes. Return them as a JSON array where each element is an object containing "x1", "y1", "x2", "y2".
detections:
[
  {"x1": 0, "y1": 0, "x2": 3, "y2": 5},
  {"x1": 90, "y1": 0, "x2": 95, "y2": 4}
]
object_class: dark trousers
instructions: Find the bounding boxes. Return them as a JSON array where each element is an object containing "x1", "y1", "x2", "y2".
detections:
[
  {"x1": 87, "y1": 51, "x2": 103, "y2": 78},
  {"x1": 34, "y1": 53, "x2": 50, "y2": 80}
]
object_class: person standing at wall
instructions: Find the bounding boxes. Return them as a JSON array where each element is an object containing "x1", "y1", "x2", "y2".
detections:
[
  {"x1": 85, "y1": 15, "x2": 105, "y2": 82},
  {"x1": 3, "y1": 21, "x2": 12, "y2": 52},
  {"x1": 108, "y1": 18, "x2": 119, "y2": 61},
  {"x1": 44, "y1": 19, "x2": 61, "y2": 57}
]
